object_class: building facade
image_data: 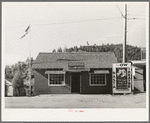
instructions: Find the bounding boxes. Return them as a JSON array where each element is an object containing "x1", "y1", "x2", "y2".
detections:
[{"x1": 32, "y1": 52, "x2": 117, "y2": 95}]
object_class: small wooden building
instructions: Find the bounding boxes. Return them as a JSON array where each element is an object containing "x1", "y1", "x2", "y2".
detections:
[
  {"x1": 131, "y1": 60, "x2": 146, "y2": 92},
  {"x1": 32, "y1": 52, "x2": 117, "y2": 95},
  {"x1": 5, "y1": 79, "x2": 13, "y2": 97}
]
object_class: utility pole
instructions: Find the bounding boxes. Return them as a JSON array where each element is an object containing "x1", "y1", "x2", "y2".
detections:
[{"x1": 123, "y1": 4, "x2": 127, "y2": 63}]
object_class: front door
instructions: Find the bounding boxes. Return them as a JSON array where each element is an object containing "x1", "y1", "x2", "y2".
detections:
[{"x1": 71, "y1": 72, "x2": 80, "y2": 93}]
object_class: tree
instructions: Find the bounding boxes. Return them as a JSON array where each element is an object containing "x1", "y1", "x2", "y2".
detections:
[
  {"x1": 55, "y1": 44, "x2": 141, "y2": 62},
  {"x1": 52, "y1": 49, "x2": 56, "y2": 53},
  {"x1": 5, "y1": 65, "x2": 13, "y2": 79},
  {"x1": 74, "y1": 46, "x2": 78, "y2": 52},
  {"x1": 69, "y1": 47, "x2": 74, "y2": 52},
  {"x1": 5, "y1": 57, "x2": 35, "y2": 96},
  {"x1": 63, "y1": 46, "x2": 70, "y2": 53},
  {"x1": 11, "y1": 64, "x2": 18, "y2": 76},
  {"x1": 12, "y1": 63, "x2": 27, "y2": 96},
  {"x1": 57, "y1": 47, "x2": 62, "y2": 52},
  {"x1": 26, "y1": 57, "x2": 34, "y2": 64}
]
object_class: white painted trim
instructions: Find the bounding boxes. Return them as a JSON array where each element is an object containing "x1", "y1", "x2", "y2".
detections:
[
  {"x1": 89, "y1": 73, "x2": 107, "y2": 86},
  {"x1": 48, "y1": 74, "x2": 49, "y2": 86},
  {"x1": 94, "y1": 70, "x2": 109, "y2": 74},
  {"x1": 132, "y1": 66, "x2": 134, "y2": 91}
]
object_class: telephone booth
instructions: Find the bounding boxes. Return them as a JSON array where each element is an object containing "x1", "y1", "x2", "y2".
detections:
[{"x1": 112, "y1": 63, "x2": 132, "y2": 94}]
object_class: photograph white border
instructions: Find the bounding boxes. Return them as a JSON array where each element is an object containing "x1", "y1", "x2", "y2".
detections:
[{"x1": 1, "y1": 2, "x2": 149, "y2": 121}]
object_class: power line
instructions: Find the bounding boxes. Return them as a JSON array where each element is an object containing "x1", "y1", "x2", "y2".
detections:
[
  {"x1": 8, "y1": 17, "x2": 122, "y2": 24},
  {"x1": 127, "y1": 18, "x2": 146, "y2": 20},
  {"x1": 116, "y1": 5, "x2": 146, "y2": 20},
  {"x1": 116, "y1": 4, "x2": 125, "y2": 18},
  {"x1": 33, "y1": 17, "x2": 122, "y2": 26},
  {"x1": 7, "y1": 17, "x2": 122, "y2": 28}
]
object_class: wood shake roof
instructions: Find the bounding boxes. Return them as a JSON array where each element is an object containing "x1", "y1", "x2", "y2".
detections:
[{"x1": 32, "y1": 52, "x2": 117, "y2": 69}]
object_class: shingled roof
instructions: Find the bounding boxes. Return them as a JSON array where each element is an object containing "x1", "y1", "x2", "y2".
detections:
[{"x1": 32, "y1": 52, "x2": 117, "y2": 69}]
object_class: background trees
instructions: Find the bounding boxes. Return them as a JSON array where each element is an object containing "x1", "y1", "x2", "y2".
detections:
[
  {"x1": 52, "y1": 43, "x2": 141, "y2": 62},
  {"x1": 11, "y1": 62, "x2": 27, "y2": 96},
  {"x1": 57, "y1": 47, "x2": 63, "y2": 52},
  {"x1": 52, "y1": 49, "x2": 56, "y2": 53},
  {"x1": 5, "y1": 58, "x2": 34, "y2": 96},
  {"x1": 5, "y1": 65, "x2": 13, "y2": 79}
]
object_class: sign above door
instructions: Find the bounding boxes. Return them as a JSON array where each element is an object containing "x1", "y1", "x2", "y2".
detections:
[{"x1": 68, "y1": 62, "x2": 85, "y2": 70}]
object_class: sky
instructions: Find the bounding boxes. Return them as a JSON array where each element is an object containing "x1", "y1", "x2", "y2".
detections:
[{"x1": 2, "y1": 2, "x2": 148, "y2": 65}]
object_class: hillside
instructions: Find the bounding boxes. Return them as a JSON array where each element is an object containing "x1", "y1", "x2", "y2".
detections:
[{"x1": 54, "y1": 44, "x2": 141, "y2": 62}]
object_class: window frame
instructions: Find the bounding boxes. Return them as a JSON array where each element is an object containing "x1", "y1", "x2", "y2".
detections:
[
  {"x1": 48, "y1": 73, "x2": 65, "y2": 86},
  {"x1": 89, "y1": 73, "x2": 107, "y2": 86}
]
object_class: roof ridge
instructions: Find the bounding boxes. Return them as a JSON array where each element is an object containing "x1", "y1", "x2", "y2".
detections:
[{"x1": 39, "y1": 52, "x2": 114, "y2": 54}]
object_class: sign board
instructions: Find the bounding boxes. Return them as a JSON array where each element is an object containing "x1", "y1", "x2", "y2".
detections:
[
  {"x1": 132, "y1": 67, "x2": 135, "y2": 76},
  {"x1": 68, "y1": 62, "x2": 85, "y2": 70},
  {"x1": 112, "y1": 63, "x2": 131, "y2": 94}
]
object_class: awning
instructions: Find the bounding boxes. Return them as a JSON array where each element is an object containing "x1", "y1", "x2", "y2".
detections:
[
  {"x1": 94, "y1": 70, "x2": 109, "y2": 74},
  {"x1": 131, "y1": 60, "x2": 146, "y2": 68},
  {"x1": 45, "y1": 71, "x2": 65, "y2": 74}
]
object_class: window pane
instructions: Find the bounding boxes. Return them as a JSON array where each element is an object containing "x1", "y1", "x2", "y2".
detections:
[
  {"x1": 90, "y1": 74, "x2": 106, "y2": 85},
  {"x1": 49, "y1": 74, "x2": 64, "y2": 85}
]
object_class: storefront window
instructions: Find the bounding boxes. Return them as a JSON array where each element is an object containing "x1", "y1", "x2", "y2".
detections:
[
  {"x1": 48, "y1": 74, "x2": 65, "y2": 86},
  {"x1": 90, "y1": 74, "x2": 106, "y2": 86}
]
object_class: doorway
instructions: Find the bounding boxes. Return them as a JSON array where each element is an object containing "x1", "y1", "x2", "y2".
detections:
[{"x1": 71, "y1": 72, "x2": 80, "y2": 93}]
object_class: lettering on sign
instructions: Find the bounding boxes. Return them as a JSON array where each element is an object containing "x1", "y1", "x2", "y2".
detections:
[
  {"x1": 68, "y1": 62, "x2": 85, "y2": 69},
  {"x1": 114, "y1": 63, "x2": 131, "y2": 67},
  {"x1": 120, "y1": 64, "x2": 128, "y2": 67}
]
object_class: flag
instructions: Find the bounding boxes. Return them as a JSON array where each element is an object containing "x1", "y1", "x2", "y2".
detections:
[
  {"x1": 25, "y1": 25, "x2": 30, "y2": 33},
  {"x1": 20, "y1": 33, "x2": 27, "y2": 39},
  {"x1": 87, "y1": 41, "x2": 89, "y2": 45},
  {"x1": 20, "y1": 24, "x2": 30, "y2": 39}
]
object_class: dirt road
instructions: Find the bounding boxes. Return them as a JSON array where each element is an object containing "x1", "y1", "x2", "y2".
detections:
[{"x1": 5, "y1": 93, "x2": 146, "y2": 108}]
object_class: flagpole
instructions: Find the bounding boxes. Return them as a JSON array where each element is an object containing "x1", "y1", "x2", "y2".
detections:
[
  {"x1": 29, "y1": 25, "x2": 32, "y2": 97},
  {"x1": 20, "y1": 24, "x2": 32, "y2": 97},
  {"x1": 28, "y1": 50, "x2": 31, "y2": 97}
]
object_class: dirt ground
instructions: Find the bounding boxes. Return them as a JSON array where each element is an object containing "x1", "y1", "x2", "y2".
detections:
[{"x1": 5, "y1": 93, "x2": 146, "y2": 108}]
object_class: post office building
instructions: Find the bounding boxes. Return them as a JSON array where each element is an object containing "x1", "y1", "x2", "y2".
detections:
[{"x1": 32, "y1": 52, "x2": 117, "y2": 95}]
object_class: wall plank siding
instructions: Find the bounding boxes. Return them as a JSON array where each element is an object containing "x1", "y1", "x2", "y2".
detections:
[
  {"x1": 80, "y1": 69, "x2": 112, "y2": 94},
  {"x1": 34, "y1": 69, "x2": 71, "y2": 95}
]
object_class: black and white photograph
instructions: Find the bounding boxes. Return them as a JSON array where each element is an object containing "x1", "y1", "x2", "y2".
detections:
[{"x1": 2, "y1": 2, "x2": 149, "y2": 121}]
